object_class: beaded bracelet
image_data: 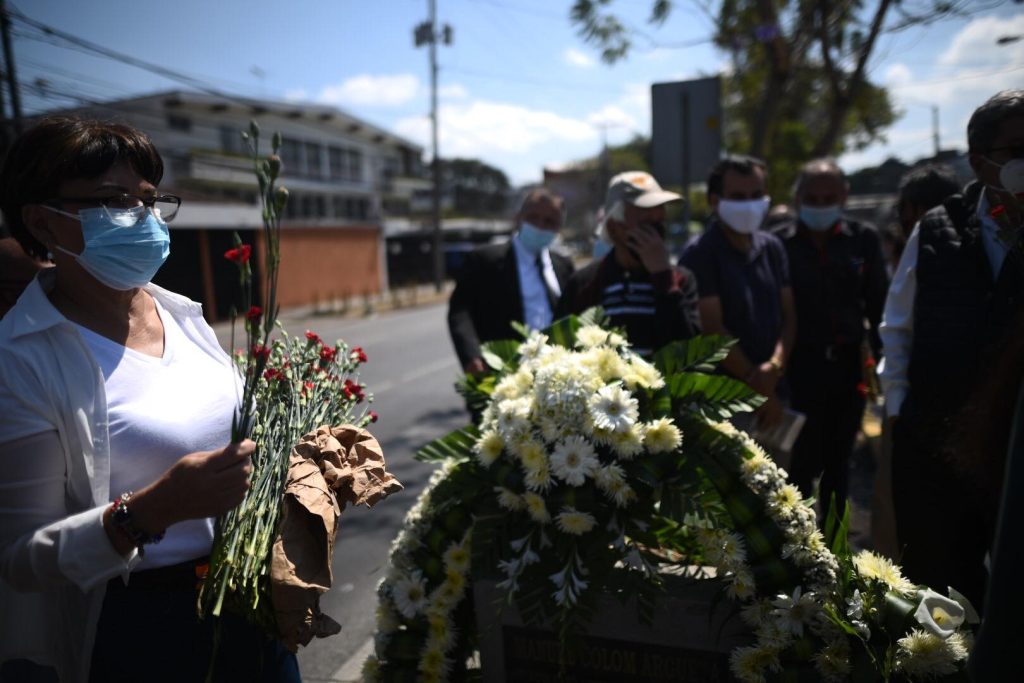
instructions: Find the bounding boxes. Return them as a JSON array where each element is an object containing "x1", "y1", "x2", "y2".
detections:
[{"x1": 109, "y1": 491, "x2": 165, "y2": 553}]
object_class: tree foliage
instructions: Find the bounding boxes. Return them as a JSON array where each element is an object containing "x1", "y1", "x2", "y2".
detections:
[{"x1": 570, "y1": 0, "x2": 981, "y2": 199}]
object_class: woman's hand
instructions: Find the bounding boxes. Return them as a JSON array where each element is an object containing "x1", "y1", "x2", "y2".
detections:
[{"x1": 117, "y1": 440, "x2": 255, "y2": 541}]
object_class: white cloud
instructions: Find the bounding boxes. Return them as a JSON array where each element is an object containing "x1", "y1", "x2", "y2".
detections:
[
  {"x1": 883, "y1": 63, "x2": 913, "y2": 89},
  {"x1": 439, "y1": 83, "x2": 469, "y2": 100},
  {"x1": 395, "y1": 100, "x2": 596, "y2": 160},
  {"x1": 315, "y1": 74, "x2": 420, "y2": 107},
  {"x1": 564, "y1": 48, "x2": 595, "y2": 68},
  {"x1": 283, "y1": 88, "x2": 308, "y2": 102},
  {"x1": 939, "y1": 13, "x2": 1024, "y2": 67},
  {"x1": 587, "y1": 105, "x2": 637, "y2": 131}
]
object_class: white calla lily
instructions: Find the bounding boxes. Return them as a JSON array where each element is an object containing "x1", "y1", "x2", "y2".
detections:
[{"x1": 913, "y1": 588, "x2": 965, "y2": 639}]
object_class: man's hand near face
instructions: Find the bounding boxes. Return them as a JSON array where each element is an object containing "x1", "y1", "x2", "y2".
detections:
[{"x1": 625, "y1": 223, "x2": 672, "y2": 274}]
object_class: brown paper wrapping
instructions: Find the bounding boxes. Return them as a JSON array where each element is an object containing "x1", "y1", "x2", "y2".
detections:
[{"x1": 270, "y1": 424, "x2": 403, "y2": 651}]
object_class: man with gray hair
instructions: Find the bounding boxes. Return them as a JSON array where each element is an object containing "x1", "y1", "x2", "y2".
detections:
[
  {"x1": 880, "y1": 89, "x2": 1024, "y2": 608},
  {"x1": 557, "y1": 171, "x2": 700, "y2": 356},
  {"x1": 448, "y1": 187, "x2": 575, "y2": 376},
  {"x1": 770, "y1": 158, "x2": 888, "y2": 519}
]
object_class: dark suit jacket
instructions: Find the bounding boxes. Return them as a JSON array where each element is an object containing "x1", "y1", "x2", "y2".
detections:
[{"x1": 447, "y1": 240, "x2": 575, "y2": 367}]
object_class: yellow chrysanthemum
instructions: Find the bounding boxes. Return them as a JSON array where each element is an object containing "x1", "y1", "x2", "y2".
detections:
[
  {"x1": 853, "y1": 551, "x2": 917, "y2": 595},
  {"x1": 555, "y1": 507, "x2": 597, "y2": 535},
  {"x1": 516, "y1": 439, "x2": 547, "y2": 470},
  {"x1": 582, "y1": 346, "x2": 628, "y2": 381},
  {"x1": 474, "y1": 429, "x2": 504, "y2": 467},
  {"x1": 622, "y1": 357, "x2": 665, "y2": 390},
  {"x1": 611, "y1": 423, "x2": 645, "y2": 460},
  {"x1": 523, "y1": 491, "x2": 551, "y2": 523},
  {"x1": 442, "y1": 541, "x2": 471, "y2": 575},
  {"x1": 644, "y1": 417, "x2": 683, "y2": 453}
]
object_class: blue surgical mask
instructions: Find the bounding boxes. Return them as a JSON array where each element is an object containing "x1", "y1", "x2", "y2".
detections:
[
  {"x1": 799, "y1": 205, "x2": 842, "y2": 232},
  {"x1": 518, "y1": 221, "x2": 557, "y2": 254},
  {"x1": 46, "y1": 204, "x2": 170, "y2": 290},
  {"x1": 592, "y1": 238, "x2": 613, "y2": 259}
]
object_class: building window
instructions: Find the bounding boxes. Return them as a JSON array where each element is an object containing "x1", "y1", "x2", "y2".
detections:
[
  {"x1": 280, "y1": 138, "x2": 302, "y2": 176},
  {"x1": 314, "y1": 196, "x2": 326, "y2": 218},
  {"x1": 332, "y1": 195, "x2": 345, "y2": 218},
  {"x1": 285, "y1": 193, "x2": 299, "y2": 219},
  {"x1": 328, "y1": 147, "x2": 344, "y2": 180},
  {"x1": 347, "y1": 149, "x2": 363, "y2": 182},
  {"x1": 167, "y1": 114, "x2": 192, "y2": 132},
  {"x1": 219, "y1": 125, "x2": 241, "y2": 154},
  {"x1": 304, "y1": 142, "x2": 323, "y2": 179}
]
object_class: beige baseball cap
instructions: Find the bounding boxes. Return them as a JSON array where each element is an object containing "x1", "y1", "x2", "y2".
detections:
[{"x1": 605, "y1": 171, "x2": 681, "y2": 210}]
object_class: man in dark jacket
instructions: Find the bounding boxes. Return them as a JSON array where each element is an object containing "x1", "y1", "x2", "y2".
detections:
[
  {"x1": 880, "y1": 89, "x2": 1024, "y2": 608},
  {"x1": 447, "y1": 188, "x2": 575, "y2": 375},
  {"x1": 770, "y1": 158, "x2": 888, "y2": 517},
  {"x1": 557, "y1": 171, "x2": 700, "y2": 356}
]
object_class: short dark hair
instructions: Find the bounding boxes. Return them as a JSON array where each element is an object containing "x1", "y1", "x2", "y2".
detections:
[
  {"x1": 898, "y1": 164, "x2": 960, "y2": 211},
  {"x1": 967, "y1": 89, "x2": 1024, "y2": 153},
  {"x1": 793, "y1": 157, "x2": 845, "y2": 197},
  {"x1": 0, "y1": 117, "x2": 164, "y2": 259},
  {"x1": 706, "y1": 154, "x2": 766, "y2": 200}
]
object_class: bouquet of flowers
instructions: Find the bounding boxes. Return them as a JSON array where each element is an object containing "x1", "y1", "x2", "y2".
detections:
[
  {"x1": 366, "y1": 313, "x2": 976, "y2": 683},
  {"x1": 197, "y1": 122, "x2": 400, "y2": 648}
]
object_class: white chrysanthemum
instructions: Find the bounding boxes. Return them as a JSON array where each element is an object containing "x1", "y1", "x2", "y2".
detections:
[
  {"x1": 523, "y1": 491, "x2": 551, "y2": 523},
  {"x1": 495, "y1": 397, "x2": 533, "y2": 438},
  {"x1": 575, "y1": 324, "x2": 613, "y2": 348},
  {"x1": 495, "y1": 486, "x2": 525, "y2": 511},
  {"x1": 610, "y1": 422, "x2": 645, "y2": 460},
  {"x1": 417, "y1": 641, "x2": 453, "y2": 683},
  {"x1": 523, "y1": 463, "x2": 554, "y2": 492},
  {"x1": 853, "y1": 551, "x2": 917, "y2": 595},
  {"x1": 515, "y1": 439, "x2": 547, "y2": 469},
  {"x1": 493, "y1": 367, "x2": 533, "y2": 402},
  {"x1": 896, "y1": 629, "x2": 969, "y2": 678},
  {"x1": 473, "y1": 429, "x2": 504, "y2": 467},
  {"x1": 580, "y1": 346, "x2": 627, "y2": 382},
  {"x1": 771, "y1": 484, "x2": 803, "y2": 511},
  {"x1": 726, "y1": 570, "x2": 756, "y2": 600},
  {"x1": 376, "y1": 602, "x2": 401, "y2": 634},
  {"x1": 555, "y1": 507, "x2": 597, "y2": 535},
  {"x1": 442, "y1": 539, "x2": 471, "y2": 574},
  {"x1": 518, "y1": 331, "x2": 549, "y2": 361},
  {"x1": 643, "y1": 417, "x2": 683, "y2": 453},
  {"x1": 392, "y1": 571, "x2": 428, "y2": 619},
  {"x1": 426, "y1": 609, "x2": 459, "y2": 651},
  {"x1": 550, "y1": 436, "x2": 599, "y2": 486},
  {"x1": 622, "y1": 355, "x2": 665, "y2": 390},
  {"x1": 729, "y1": 645, "x2": 781, "y2": 683},
  {"x1": 754, "y1": 620, "x2": 794, "y2": 650},
  {"x1": 813, "y1": 641, "x2": 852, "y2": 682},
  {"x1": 594, "y1": 463, "x2": 636, "y2": 507},
  {"x1": 589, "y1": 384, "x2": 639, "y2": 433}
]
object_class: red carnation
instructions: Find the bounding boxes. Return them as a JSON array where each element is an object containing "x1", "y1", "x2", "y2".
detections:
[
  {"x1": 991, "y1": 204, "x2": 1007, "y2": 219},
  {"x1": 251, "y1": 344, "x2": 271, "y2": 361},
  {"x1": 351, "y1": 346, "x2": 368, "y2": 364},
  {"x1": 864, "y1": 357, "x2": 876, "y2": 369},
  {"x1": 305, "y1": 331, "x2": 322, "y2": 344},
  {"x1": 245, "y1": 305, "x2": 262, "y2": 321},
  {"x1": 856, "y1": 382, "x2": 869, "y2": 397},
  {"x1": 263, "y1": 368, "x2": 284, "y2": 381},
  {"x1": 225, "y1": 244, "x2": 252, "y2": 264},
  {"x1": 319, "y1": 346, "x2": 337, "y2": 363},
  {"x1": 344, "y1": 378, "x2": 365, "y2": 403},
  {"x1": 369, "y1": 410, "x2": 379, "y2": 423}
]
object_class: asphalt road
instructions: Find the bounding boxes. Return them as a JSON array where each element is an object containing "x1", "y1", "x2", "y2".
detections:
[{"x1": 214, "y1": 302, "x2": 467, "y2": 683}]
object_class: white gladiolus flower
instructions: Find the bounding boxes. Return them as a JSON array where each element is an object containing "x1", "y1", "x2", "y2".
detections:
[
  {"x1": 550, "y1": 436, "x2": 599, "y2": 486},
  {"x1": 392, "y1": 571, "x2": 428, "y2": 619},
  {"x1": 589, "y1": 384, "x2": 639, "y2": 433},
  {"x1": 913, "y1": 589, "x2": 966, "y2": 639},
  {"x1": 771, "y1": 586, "x2": 818, "y2": 637}
]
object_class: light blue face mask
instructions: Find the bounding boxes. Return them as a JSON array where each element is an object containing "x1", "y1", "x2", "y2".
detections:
[
  {"x1": 45, "y1": 204, "x2": 170, "y2": 290},
  {"x1": 592, "y1": 238, "x2": 613, "y2": 259},
  {"x1": 518, "y1": 221, "x2": 557, "y2": 254},
  {"x1": 799, "y1": 204, "x2": 842, "y2": 232}
]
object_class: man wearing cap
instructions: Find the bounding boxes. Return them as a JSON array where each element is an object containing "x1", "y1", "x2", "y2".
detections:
[
  {"x1": 448, "y1": 187, "x2": 575, "y2": 376},
  {"x1": 679, "y1": 155, "x2": 796, "y2": 430},
  {"x1": 557, "y1": 171, "x2": 701, "y2": 356},
  {"x1": 769, "y1": 158, "x2": 888, "y2": 517}
]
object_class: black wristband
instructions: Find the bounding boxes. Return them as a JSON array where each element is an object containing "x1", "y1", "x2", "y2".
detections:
[{"x1": 110, "y1": 491, "x2": 165, "y2": 552}]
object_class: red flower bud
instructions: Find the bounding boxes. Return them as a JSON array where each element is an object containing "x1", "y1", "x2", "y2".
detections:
[
  {"x1": 251, "y1": 344, "x2": 271, "y2": 361},
  {"x1": 856, "y1": 382, "x2": 868, "y2": 397},
  {"x1": 319, "y1": 346, "x2": 337, "y2": 363},
  {"x1": 351, "y1": 346, "x2": 368, "y2": 364},
  {"x1": 245, "y1": 305, "x2": 262, "y2": 321},
  {"x1": 369, "y1": 410, "x2": 379, "y2": 423},
  {"x1": 225, "y1": 244, "x2": 252, "y2": 264},
  {"x1": 864, "y1": 357, "x2": 876, "y2": 369},
  {"x1": 305, "y1": 331, "x2": 322, "y2": 344}
]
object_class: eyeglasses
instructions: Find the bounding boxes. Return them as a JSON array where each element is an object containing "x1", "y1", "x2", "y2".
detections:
[{"x1": 49, "y1": 194, "x2": 182, "y2": 222}]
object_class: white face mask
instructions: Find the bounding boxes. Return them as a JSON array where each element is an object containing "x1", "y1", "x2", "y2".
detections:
[
  {"x1": 985, "y1": 157, "x2": 1024, "y2": 197},
  {"x1": 717, "y1": 197, "x2": 771, "y2": 235}
]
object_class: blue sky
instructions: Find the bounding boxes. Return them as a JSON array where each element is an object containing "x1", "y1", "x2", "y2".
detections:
[{"x1": 13, "y1": 0, "x2": 1024, "y2": 186}]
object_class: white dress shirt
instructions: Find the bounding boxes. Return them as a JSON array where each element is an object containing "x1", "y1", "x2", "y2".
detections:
[
  {"x1": 879, "y1": 190, "x2": 1008, "y2": 415},
  {"x1": 0, "y1": 269, "x2": 236, "y2": 683},
  {"x1": 511, "y1": 234, "x2": 562, "y2": 331}
]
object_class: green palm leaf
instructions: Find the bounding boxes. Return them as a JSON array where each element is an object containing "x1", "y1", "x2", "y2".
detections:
[
  {"x1": 666, "y1": 372, "x2": 765, "y2": 420},
  {"x1": 653, "y1": 335, "x2": 736, "y2": 376},
  {"x1": 416, "y1": 425, "x2": 480, "y2": 463}
]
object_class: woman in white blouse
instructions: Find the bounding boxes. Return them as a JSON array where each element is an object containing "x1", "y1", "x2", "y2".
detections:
[{"x1": 0, "y1": 118, "x2": 298, "y2": 682}]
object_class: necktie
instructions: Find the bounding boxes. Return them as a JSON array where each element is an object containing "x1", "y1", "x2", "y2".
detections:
[{"x1": 535, "y1": 253, "x2": 558, "y2": 311}]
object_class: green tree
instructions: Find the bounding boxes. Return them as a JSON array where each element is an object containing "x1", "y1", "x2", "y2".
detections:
[{"x1": 571, "y1": 0, "x2": 981, "y2": 198}]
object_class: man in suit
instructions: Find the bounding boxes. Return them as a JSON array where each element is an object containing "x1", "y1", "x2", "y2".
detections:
[{"x1": 447, "y1": 187, "x2": 575, "y2": 375}]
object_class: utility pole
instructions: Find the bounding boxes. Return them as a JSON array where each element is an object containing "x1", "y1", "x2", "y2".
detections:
[
  {"x1": 414, "y1": 1, "x2": 452, "y2": 292},
  {"x1": 931, "y1": 105, "x2": 940, "y2": 156},
  {"x1": 0, "y1": 0, "x2": 21, "y2": 135}
]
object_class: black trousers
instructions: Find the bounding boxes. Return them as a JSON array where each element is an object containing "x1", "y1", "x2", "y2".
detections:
[
  {"x1": 787, "y1": 345, "x2": 866, "y2": 520},
  {"x1": 89, "y1": 558, "x2": 301, "y2": 683},
  {"x1": 891, "y1": 417, "x2": 990, "y2": 610}
]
